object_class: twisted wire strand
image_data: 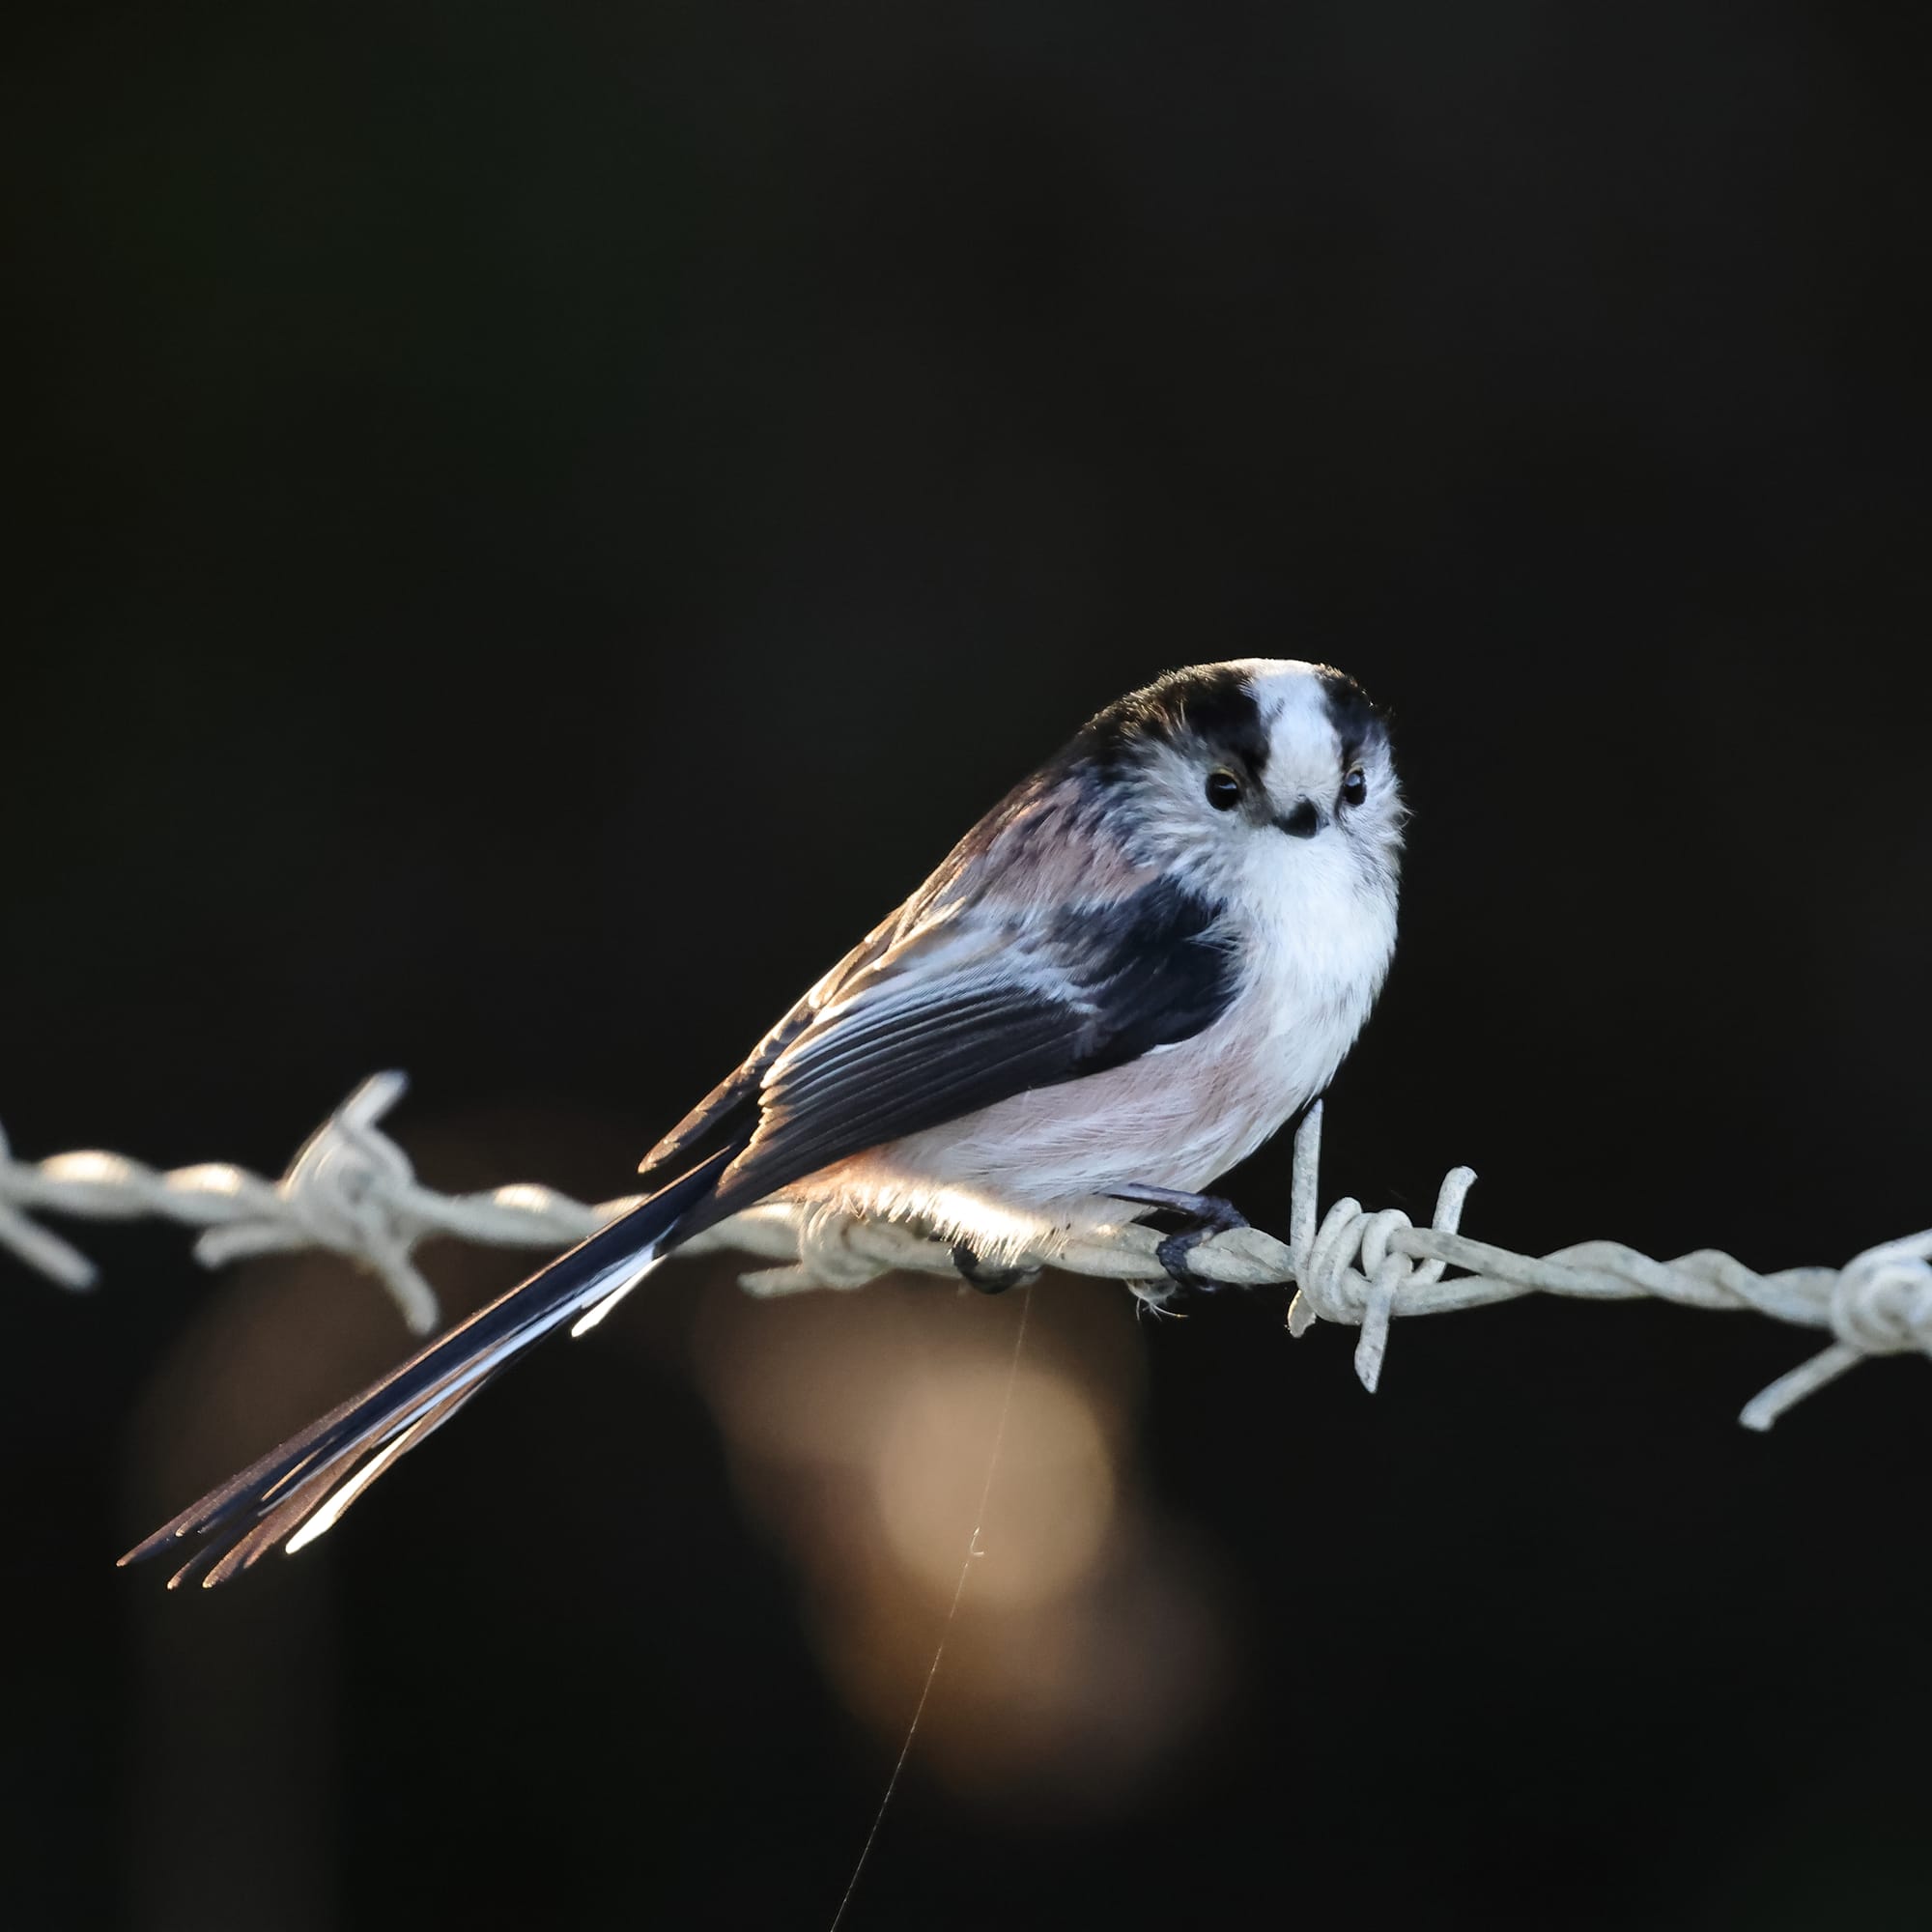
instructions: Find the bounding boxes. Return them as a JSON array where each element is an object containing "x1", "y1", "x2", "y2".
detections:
[{"x1": 1, "y1": 1075, "x2": 1924, "y2": 1429}]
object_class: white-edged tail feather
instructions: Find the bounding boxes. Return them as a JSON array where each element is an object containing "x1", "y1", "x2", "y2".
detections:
[{"x1": 120, "y1": 1146, "x2": 736, "y2": 1588}]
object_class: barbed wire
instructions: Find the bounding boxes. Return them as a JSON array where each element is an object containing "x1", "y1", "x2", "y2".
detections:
[{"x1": 2, "y1": 1072, "x2": 1926, "y2": 1430}]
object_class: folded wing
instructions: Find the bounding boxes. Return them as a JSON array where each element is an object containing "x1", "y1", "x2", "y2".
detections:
[{"x1": 711, "y1": 875, "x2": 1241, "y2": 1208}]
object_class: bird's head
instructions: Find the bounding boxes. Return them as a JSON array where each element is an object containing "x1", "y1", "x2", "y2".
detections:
[{"x1": 1079, "y1": 658, "x2": 1406, "y2": 903}]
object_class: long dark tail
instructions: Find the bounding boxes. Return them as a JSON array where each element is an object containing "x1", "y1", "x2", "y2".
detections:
[{"x1": 121, "y1": 1146, "x2": 738, "y2": 1589}]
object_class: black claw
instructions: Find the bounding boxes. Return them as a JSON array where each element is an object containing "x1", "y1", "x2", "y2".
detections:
[
  {"x1": 951, "y1": 1241, "x2": 1040, "y2": 1295},
  {"x1": 1152, "y1": 1228, "x2": 1216, "y2": 1290},
  {"x1": 1110, "y1": 1185, "x2": 1249, "y2": 1292}
]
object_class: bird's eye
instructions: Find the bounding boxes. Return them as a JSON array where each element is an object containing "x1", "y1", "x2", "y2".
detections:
[
  {"x1": 1205, "y1": 770, "x2": 1242, "y2": 810},
  {"x1": 1341, "y1": 767, "x2": 1368, "y2": 809}
]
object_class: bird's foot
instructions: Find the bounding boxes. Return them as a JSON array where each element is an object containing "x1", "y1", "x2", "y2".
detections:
[
  {"x1": 951, "y1": 1241, "x2": 1041, "y2": 1295},
  {"x1": 1110, "y1": 1184, "x2": 1249, "y2": 1293}
]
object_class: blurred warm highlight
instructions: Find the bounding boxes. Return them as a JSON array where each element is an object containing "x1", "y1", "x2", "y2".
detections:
[
  {"x1": 691, "y1": 1268, "x2": 1233, "y2": 1818},
  {"x1": 876, "y1": 1364, "x2": 1113, "y2": 1605}
]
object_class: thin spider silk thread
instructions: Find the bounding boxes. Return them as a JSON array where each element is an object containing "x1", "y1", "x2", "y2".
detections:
[{"x1": 826, "y1": 1283, "x2": 1034, "y2": 1932}]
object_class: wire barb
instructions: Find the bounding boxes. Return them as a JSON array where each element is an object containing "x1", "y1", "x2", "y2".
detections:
[{"x1": 1, "y1": 1082, "x2": 1926, "y2": 1424}]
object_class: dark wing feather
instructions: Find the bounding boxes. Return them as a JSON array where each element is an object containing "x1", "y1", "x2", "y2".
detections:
[
  {"x1": 639, "y1": 755, "x2": 1083, "y2": 1185},
  {"x1": 636, "y1": 919, "x2": 900, "y2": 1183},
  {"x1": 711, "y1": 877, "x2": 1239, "y2": 1211}
]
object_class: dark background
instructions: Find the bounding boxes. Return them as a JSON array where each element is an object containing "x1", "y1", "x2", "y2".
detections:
[{"x1": 5, "y1": 2, "x2": 1930, "y2": 1926}]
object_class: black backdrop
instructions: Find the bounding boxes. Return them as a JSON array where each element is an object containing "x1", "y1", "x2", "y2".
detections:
[{"x1": 6, "y1": 4, "x2": 1930, "y2": 1927}]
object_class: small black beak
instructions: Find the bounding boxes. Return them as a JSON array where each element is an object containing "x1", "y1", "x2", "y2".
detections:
[{"x1": 1273, "y1": 799, "x2": 1327, "y2": 838}]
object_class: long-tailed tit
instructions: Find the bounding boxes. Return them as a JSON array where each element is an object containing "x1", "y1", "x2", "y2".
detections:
[{"x1": 126, "y1": 659, "x2": 1404, "y2": 1586}]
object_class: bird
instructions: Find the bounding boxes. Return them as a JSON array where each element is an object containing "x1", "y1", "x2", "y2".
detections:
[{"x1": 123, "y1": 658, "x2": 1406, "y2": 1587}]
